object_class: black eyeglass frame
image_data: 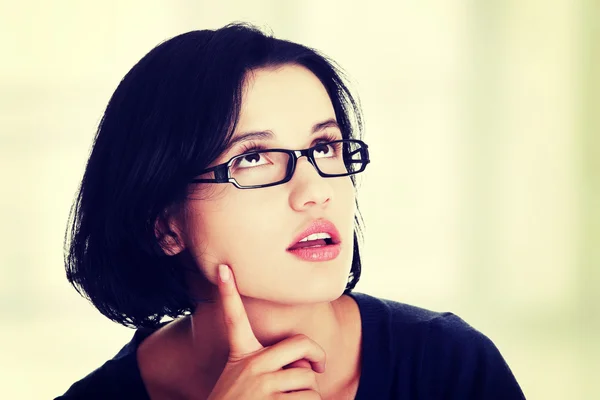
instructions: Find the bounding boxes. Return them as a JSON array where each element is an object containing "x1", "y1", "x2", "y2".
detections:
[{"x1": 191, "y1": 139, "x2": 370, "y2": 189}]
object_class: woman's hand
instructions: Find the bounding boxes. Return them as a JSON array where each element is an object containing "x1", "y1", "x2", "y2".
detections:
[{"x1": 206, "y1": 264, "x2": 326, "y2": 400}]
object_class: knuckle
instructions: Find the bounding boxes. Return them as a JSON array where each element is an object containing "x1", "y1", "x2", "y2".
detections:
[
  {"x1": 297, "y1": 334, "x2": 324, "y2": 354},
  {"x1": 294, "y1": 333, "x2": 313, "y2": 346},
  {"x1": 306, "y1": 335, "x2": 321, "y2": 349},
  {"x1": 291, "y1": 333, "x2": 308, "y2": 341}
]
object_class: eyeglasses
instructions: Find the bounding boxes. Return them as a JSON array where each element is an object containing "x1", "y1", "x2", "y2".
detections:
[{"x1": 191, "y1": 139, "x2": 370, "y2": 189}]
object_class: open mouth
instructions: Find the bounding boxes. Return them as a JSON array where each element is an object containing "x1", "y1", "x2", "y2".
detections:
[
  {"x1": 287, "y1": 236, "x2": 337, "y2": 250},
  {"x1": 286, "y1": 219, "x2": 342, "y2": 253},
  {"x1": 286, "y1": 223, "x2": 342, "y2": 261}
]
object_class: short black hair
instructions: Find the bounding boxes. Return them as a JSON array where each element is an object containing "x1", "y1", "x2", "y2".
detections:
[{"x1": 64, "y1": 22, "x2": 366, "y2": 328}]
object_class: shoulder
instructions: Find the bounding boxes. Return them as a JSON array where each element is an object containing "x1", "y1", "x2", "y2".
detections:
[
  {"x1": 349, "y1": 292, "x2": 525, "y2": 399},
  {"x1": 55, "y1": 354, "x2": 144, "y2": 399},
  {"x1": 418, "y1": 312, "x2": 525, "y2": 399},
  {"x1": 54, "y1": 328, "x2": 157, "y2": 400}
]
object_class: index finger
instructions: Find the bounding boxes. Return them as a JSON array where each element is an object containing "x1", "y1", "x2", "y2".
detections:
[{"x1": 217, "y1": 264, "x2": 263, "y2": 359}]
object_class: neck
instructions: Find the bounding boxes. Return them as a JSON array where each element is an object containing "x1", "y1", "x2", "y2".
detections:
[{"x1": 186, "y1": 290, "x2": 351, "y2": 391}]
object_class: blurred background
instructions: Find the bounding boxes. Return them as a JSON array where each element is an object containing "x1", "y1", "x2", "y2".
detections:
[{"x1": 1, "y1": 0, "x2": 598, "y2": 398}]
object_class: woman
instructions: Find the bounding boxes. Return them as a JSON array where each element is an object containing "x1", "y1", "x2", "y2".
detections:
[{"x1": 57, "y1": 23, "x2": 525, "y2": 399}]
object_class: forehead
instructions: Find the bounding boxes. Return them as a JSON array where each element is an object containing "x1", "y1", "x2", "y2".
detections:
[{"x1": 236, "y1": 65, "x2": 336, "y2": 134}]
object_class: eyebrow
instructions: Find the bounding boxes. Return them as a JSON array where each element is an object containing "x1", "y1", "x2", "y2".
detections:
[{"x1": 225, "y1": 118, "x2": 340, "y2": 151}]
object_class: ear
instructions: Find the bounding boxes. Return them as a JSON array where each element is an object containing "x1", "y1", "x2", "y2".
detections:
[{"x1": 154, "y1": 208, "x2": 186, "y2": 256}]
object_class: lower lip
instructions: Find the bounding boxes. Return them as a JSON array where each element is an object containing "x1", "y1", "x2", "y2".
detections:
[{"x1": 286, "y1": 243, "x2": 341, "y2": 261}]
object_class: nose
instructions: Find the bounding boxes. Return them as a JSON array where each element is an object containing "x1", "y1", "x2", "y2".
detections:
[{"x1": 288, "y1": 156, "x2": 332, "y2": 211}]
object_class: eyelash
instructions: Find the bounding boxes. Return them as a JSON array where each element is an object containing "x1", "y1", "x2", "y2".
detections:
[{"x1": 238, "y1": 132, "x2": 342, "y2": 154}]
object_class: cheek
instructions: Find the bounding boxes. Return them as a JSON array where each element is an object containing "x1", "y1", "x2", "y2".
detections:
[
  {"x1": 337, "y1": 177, "x2": 357, "y2": 215},
  {"x1": 195, "y1": 210, "x2": 281, "y2": 296},
  {"x1": 185, "y1": 194, "x2": 274, "y2": 271},
  {"x1": 332, "y1": 178, "x2": 357, "y2": 248}
]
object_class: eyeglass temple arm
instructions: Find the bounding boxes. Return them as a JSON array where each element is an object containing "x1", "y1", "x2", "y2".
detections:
[
  {"x1": 192, "y1": 164, "x2": 230, "y2": 183},
  {"x1": 344, "y1": 146, "x2": 370, "y2": 163}
]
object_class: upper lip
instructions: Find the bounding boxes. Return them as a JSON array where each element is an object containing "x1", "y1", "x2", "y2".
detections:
[{"x1": 287, "y1": 218, "x2": 341, "y2": 250}]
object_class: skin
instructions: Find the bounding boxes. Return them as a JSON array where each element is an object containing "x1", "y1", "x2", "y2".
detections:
[{"x1": 140, "y1": 64, "x2": 362, "y2": 399}]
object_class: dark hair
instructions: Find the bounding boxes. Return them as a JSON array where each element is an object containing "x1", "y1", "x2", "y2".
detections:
[{"x1": 64, "y1": 22, "x2": 366, "y2": 328}]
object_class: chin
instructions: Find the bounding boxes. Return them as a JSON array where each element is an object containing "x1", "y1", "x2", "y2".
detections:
[{"x1": 272, "y1": 281, "x2": 348, "y2": 306}]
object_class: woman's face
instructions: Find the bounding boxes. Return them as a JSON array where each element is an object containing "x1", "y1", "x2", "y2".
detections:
[{"x1": 178, "y1": 64, "x2": 356, "y2": 304}]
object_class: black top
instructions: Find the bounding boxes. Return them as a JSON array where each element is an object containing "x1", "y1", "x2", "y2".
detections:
[{"x1": 56, "y1": 291, "x2": 526, "y2": 399}]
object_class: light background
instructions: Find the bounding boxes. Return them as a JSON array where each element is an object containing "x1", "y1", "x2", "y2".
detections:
[{"x1": 1, "y1": 1, "x2": 598, "y2": 399}]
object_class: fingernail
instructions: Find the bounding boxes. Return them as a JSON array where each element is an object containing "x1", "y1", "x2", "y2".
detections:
[{"x1": 218, "y1": 264, "x2": 231, "y2": 283}]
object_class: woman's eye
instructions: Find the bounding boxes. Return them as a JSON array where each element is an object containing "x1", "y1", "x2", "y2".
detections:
[
  {"x1": 313, "y1": 143, "x2": 336, "y2": 158},
  {"x1": 235, "y1": 152, "x2": 268, "y2": 169}
]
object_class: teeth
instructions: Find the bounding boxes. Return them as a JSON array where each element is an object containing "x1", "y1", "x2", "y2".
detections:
[{"x1": 299, "y1": 232, "x2": 332, "y2": 242}]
